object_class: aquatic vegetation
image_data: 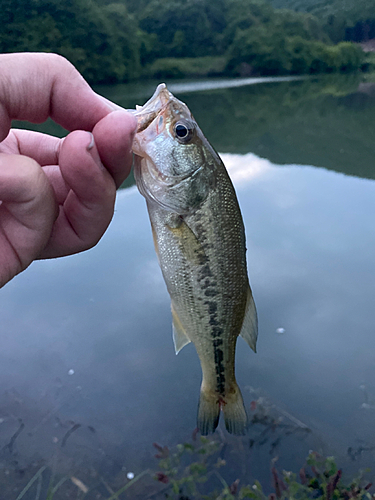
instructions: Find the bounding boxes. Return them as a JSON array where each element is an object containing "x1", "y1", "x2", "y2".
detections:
[
  {"x1": 153, "y1": 439, "x2": 374, "y2": 500},
  {"x1": 7, "y1": 439, "x2": 374, "y2": 499},
  {"x1": 12, "y1": 465, "x2": 150, "y2": 499},
  {"x1": 7, "y1": 397, "x2": 374, "y2": 499}
]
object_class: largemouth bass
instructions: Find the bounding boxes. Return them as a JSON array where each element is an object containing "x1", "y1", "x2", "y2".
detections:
[{"x1": 131, "y1": 84, "x2": 258, "y2": 435}]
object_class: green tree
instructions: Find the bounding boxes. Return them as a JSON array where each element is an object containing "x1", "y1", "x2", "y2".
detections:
[
  {"x1": 138, "y1": 0, "x2": 227, "y2": 60},
  {"x1": 101, "y1": 2, "x2": 141, "y2": 80},
  {"x1": 266, "y1": 0, "x2": 375, "y2": 44},
  {"x1": 227, "y1": 25, "x2": 364, "y2": 76},
  {"x1": 0, "y1": 0, "x2": 141, "y2": 83},
  {"x1": 0, "y1": 0, "x2": 368, "y2": 83},
  {"x1": 286, "y1": 36, "x2": 315, "y2": 73}
]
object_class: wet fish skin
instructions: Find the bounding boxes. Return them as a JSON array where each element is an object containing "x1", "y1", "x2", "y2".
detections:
[{"x1": 132, "y1": 84, "x2": 258, "y2": 435}]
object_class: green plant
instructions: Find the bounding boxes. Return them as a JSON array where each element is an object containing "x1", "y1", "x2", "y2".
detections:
[
  {"x1": 11, "y1": 464, "x2": 149, "y2": 500},
  {"x1": 152, "y1": 436, "x2": 226, "y2": 498},
  {"x1": 9, "y1": 442, "x2": 375, "y2": 500},
  {"x1": 152, "y1": 438, "x2": 374, "y2": 500}
]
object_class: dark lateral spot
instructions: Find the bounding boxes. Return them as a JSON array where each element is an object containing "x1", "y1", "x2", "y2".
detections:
[
  {"x1": 211, "y1": 326, "x2": 223, "y2": 338},
  {"x1": 209, "y1": 317, "x2": 219, "y2": 326},
  {"x1": 215, "y1": 371, "x2": 225, "y2": 394},
  {"x1": 205, "y1": 289, "x2": 218, "y2": 297},
  {"x1": 217, "y1": 380, "x2": 225, "y2": 394},
  {"x1": 214, "y1": 348, "x2": 224, "y2": 364},
  {"x1": 198, "y1": 264, "x2": 212, "y2": 281},
  {"x1": 213, "y1": 342, "x2": 225, "y2": 394},
  {"x1": 205, "y1": 301, "x2": 217, "y2": 315},
  {"x1": 197, "y1": 254, "x2": 208, "y2": 266},
  {"x1": 202, "y1": 278, "x2": 210, "y2": 288}
]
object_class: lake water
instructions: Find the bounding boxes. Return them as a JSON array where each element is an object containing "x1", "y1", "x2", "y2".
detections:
[{"x1": 3, "y1": 74, "x2": 375, "y2": 497}]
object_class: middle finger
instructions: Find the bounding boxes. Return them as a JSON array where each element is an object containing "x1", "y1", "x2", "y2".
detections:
[{"x1": 0, "y1": 129, "x2": 62, "y2": 166}]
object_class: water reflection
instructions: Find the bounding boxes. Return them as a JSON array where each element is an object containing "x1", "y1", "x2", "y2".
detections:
[
  {"x1": 166, "y1": 75, "x2": 305, "y2": 94},
  {"x1": 1, "y1": 147, "x2": 375, "y2": 495},
  {"x1": 13, "y1": 73, "x2": 375, "y2": 182}
]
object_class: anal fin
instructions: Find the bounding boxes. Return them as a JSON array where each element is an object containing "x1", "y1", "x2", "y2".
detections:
[
  {"x1": 239, "y1": 287, "x2": 258, "y2": 353},
  {"x1": 171, "y1": 302, "x2": 191, "y2": 354}
]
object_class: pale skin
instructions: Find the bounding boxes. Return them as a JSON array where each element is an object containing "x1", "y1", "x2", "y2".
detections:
[{"x1": 0, "y1": 52, "x2": 137, "y2": 288}]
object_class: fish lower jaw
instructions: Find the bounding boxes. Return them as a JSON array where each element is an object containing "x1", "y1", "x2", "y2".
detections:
[{"x1": 131, "y1": 139, "x2": 146, "y2": 157}]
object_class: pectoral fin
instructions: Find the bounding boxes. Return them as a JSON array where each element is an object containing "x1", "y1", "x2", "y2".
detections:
[
  {"x1": 239, "y1": 287, "x2": 258, "y2": 353},
  {"x1": 171, "y1": 302, "x2": 191, "y2": 354},
  {"x1": 150, "y1": 220, "x2": 160, "y2": 264},
  {"x1": 167, "y1": 216, "x2": 207, "y2": 266}
]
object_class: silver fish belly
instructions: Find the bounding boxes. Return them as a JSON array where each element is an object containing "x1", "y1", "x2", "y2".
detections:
[{"x1": 132, "y1": 84, "x2": 258, "y2": 435}]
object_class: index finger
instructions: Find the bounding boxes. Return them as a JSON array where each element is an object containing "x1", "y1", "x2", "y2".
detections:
[{"x1": 0, "y1": 52, "x2": 118, "y2": 141}]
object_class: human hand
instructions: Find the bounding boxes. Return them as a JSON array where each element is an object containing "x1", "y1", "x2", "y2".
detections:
[{"x1": 0, "y1": 52, "x2": 137, "y2": 288}]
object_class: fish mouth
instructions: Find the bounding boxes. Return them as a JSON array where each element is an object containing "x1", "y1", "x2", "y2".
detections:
[
  {"x1": 132, "y1": 84, "x2": 212, "y2": 214},
  {"x1": 129, "y1": 83, "x2": 173, "y2": 133}
]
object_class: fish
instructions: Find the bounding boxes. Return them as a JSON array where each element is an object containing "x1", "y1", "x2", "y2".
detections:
[{"x1": 131, "y1": 84, "x2": 258, "y2": 435}]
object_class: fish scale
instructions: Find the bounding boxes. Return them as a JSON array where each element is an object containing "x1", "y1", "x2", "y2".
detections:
[{"x1": 132, "y1": 84, "x2": 258, "y2": 435}]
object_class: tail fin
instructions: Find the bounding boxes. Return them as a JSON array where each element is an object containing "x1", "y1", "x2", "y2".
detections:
[
  {"x1": 197, "y1": 384, "x2": 248, "y2": 436},
  {"x1": 197, "y1": 390, "x2": 220, "y2": 435},
  {"x1": 222, "y1": 385, "x2": 248, "y2": 436}
]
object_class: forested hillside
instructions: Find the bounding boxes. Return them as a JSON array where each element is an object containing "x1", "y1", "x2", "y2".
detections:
[
  {"x1": 266, "y1": 0, "x2": 326, "y2": 11},
  {"x1": 0, "y1": 0, "x2": 369, "y2": 84},
  {"x1": 266, "y1": 0, "x2": 375, "y2": 43}
]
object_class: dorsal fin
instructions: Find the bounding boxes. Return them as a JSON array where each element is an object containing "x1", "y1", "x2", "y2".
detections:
[{"x1": 239, "y1": 287, "x2": 258, "y2": 353}]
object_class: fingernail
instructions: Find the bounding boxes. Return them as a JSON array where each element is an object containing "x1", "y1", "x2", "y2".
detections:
[
  {"x1": 86, "y1": 132, "x2": 105, "y2": 170},
  {"x1": 86, "y1": 132, "x2": 95, "y2": 151}
]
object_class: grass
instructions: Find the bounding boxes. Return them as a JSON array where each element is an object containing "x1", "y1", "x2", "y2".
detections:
[
  {"x1": 13, "y1": 466, "x2": 150, "y2": 500},
  {"x1": 14, "y1": 465, "x2": 68, "y2": 500}
]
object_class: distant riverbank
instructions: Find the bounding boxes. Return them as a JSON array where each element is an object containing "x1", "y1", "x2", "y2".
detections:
[{"x1": 142, "y1": 50, "x2": 375, "y2": 82}]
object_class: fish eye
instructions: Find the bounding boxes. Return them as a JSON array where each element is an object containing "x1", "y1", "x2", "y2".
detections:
[
  {"x1": 175, "y1": 124, "x2": 189, "y2": 138},
  {"x1": 174, "y1": 121, "x2": 194, "y2": 143}
]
